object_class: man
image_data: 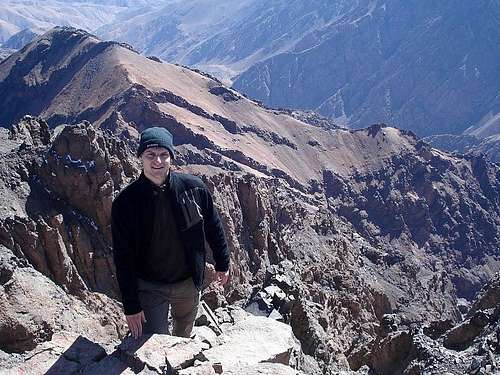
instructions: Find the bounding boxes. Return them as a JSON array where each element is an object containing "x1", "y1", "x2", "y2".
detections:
[{"x1": 112, "y1": 127, "x2": 230, "y2": 339}]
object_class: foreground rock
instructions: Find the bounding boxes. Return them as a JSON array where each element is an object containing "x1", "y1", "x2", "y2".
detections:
[
  {"x1": 0, "y1": 245, "x2": 125, "y2": 355},
  {"x1": 1, "y1": 331, "x2": 107, "y2": 374},
  {"x1": 1, "y1": 312, "x2": 309, "y2": 374},
  {"x1": 200, "y1": 315, "x2": 302, "y2": 370},
  {"x1": 359, "y1": 272, "x2": 500, "y2": 374}
]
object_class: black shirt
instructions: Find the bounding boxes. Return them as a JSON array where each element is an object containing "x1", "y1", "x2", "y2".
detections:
[{"x1": 139, "y1": 180, "x2": 190, "y2": 284}]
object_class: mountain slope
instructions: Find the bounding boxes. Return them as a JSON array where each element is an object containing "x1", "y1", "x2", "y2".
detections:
[
  {"x1": 233, "y1": 0, "x2": 500, "y2": 136},
  {"x1": 96, "y1": 0, "x2": 500, "y2": 137},
  {"x1": 0, "y1": 27, "x2": 412, "y2": 187},
  {"x1": 2, "y1": 1, "x2": 499, "y2": 140},
  {"x1": 95, "y1": 0, "x2": 351, "y2": 81}
]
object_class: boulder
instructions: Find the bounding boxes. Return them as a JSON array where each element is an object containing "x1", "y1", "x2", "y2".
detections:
[
  {"x1": 369, "y1": 331, "x2": 415, "y2": 375},
  {"x1": 7, "y1": 331, "x2": 106, "y2": 374},
  {"x1": 115, "y1": 334, "x2": 208, "y2": 372},
  {"x1": 468, "y1": 272, "x2": 500, "y2": 317},
  {"x1": 0, "y1": 247, "x2": 125, "y2": 354},
  {"x1": 178, "y1": 363, "x2": 217, "y2": 374},
  {"x1": 223, "y1": 362, "x2": 305, "y2": 374},
  {"x1": 443, "y1": 312, "x2": 491, "y2": 351},
  {"x1": 192, "y1": 326, "x2": 218, "y2": 348},
  {"x1": 200, "y1": 315, "x2": 302, "y2": 371}
]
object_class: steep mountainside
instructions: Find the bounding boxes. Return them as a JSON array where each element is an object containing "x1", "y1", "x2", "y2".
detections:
[
  {"x1": 424, "y1": 134, "x2": 500, "y2": 164},
  {"x1": 233, "y1": 0, "x2": 500, "y2": 136},
  {"x1": 424, "y1": 108, "x2": 500, "y2": 163},
  {"x1": 2, "y1": 1, "x2": 499, "y2": 140},
  {"x1": 0, "y1": 28, "x2": 499, "y2": 373},
  {"x1": 95, "y1": 0, "x2": 349, "y2": 82},
  {"x1": 97, "y1": 0, "x2": 500, "y2": 138}
]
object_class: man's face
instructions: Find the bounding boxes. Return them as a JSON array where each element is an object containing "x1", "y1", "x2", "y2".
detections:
[{"x1": 141, "y1": 147, "x2": 171, "y2": 186}]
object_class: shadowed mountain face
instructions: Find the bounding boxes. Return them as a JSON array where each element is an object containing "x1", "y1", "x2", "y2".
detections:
[
  {"x1": 1, "y1": 28, "x2": 42, "y2": 50},
  {"x1": 0, "y1": 28, "x2": 499, "y2": 373},
  {"x1": 233, "y1": 0, "x2": 500, "y2": 137},
  {"x1": 95, "y1": 0, "x2": 500, "y2": 138}
]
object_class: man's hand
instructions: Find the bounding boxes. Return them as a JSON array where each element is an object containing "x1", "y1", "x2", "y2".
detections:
[
  {"x1": 126, "y1": 311, "x2": 146, "y2": 339},
  {"x1": 216, "y1": 270, "x2": 229, "y2": 286}
]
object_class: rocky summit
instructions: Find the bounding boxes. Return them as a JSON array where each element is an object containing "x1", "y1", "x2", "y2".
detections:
[{"x1": 0, "y1": 28, "x2": 499, "y2": 374}]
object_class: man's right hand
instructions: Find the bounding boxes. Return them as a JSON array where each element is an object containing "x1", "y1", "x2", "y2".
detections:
[{"x1": 126, "y1": 311, "x2": 146, "y2": 339}]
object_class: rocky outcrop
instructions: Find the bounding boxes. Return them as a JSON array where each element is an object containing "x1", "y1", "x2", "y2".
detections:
[
  {"x1": 0, "y1": 118, "x2": 130, "y2": 365},
  {"x1": 324, "y1": 137, "x2": 500, "y2": 300},
  {"x1": 2, "y1": 308, "x2": 308, "y2": 374},
  {"x1": 469, "y1": 273, "x2": 500, "y2": 316},
  {"x1": 9, "y1": 115, "x2": 50, "y2": 147},
  {"x1": 0, "y1": 245, "x2": 125, "y2": 355},
  {"x1": 0, "y1": 118, "x2": 137, "y2": 299},
  {"x1": 356, "y1": 272, "x2": 500, "y2": 374},
  {"x1": 1, "y1": 107, "x2": 499, "y2": 375},
  {"x1": 1, "y1": 331, "x2": 108, "y2": 375},
  {"x1": 200, "y1": 315, "x2": 302, "y2": 369}
]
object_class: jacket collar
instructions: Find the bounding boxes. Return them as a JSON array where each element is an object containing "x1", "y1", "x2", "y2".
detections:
[{"x1": 137, "y1": 171, "x2": 173, "y2": 193}]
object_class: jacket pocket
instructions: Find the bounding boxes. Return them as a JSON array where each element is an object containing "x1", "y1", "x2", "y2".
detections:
[{"x1": 179, "y1": 188, "x2": 203, "y2": 230}]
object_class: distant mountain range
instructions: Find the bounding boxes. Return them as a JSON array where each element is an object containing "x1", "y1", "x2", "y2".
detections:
[
  {"x1": 424, "y1": 110, "x2": 500, "y2": 163},
  {"x1": 1, "y1": 1, "x2": 499, "y2": 143}
]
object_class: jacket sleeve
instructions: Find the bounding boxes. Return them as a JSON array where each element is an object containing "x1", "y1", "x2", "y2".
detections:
[
  {"x1": 200, "y1": 187, "x2": 230, "y2": 272},
  {"x1": 111, "y1": 198, "x2": 142, "y2": 315}
]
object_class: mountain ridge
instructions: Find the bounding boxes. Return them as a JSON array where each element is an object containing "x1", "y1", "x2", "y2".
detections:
[{"x1": 2, "y1": 1, "x2": 499, "y2": 142}]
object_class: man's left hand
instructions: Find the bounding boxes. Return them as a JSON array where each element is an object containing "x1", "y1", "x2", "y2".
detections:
[{"x1": 216, "y1": 270, "x2": 229, "y2": 286}]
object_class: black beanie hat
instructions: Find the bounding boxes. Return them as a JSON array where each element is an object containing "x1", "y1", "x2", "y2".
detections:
[{"x1": 137, "y1": 127, "x2": 175, "y2": 158}]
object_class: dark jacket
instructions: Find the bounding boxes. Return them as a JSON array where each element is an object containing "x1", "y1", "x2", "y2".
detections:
[{"x1": 112, "y1": 171, "x2": 229, "y2": 315}]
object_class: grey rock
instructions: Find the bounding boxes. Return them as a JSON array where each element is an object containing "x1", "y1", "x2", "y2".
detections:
[
  {"x1": 200, "y1": 316, "x2": 302, "y2": 371},
  {"x1": 223, "y1": 362, "x2": 305, "y2": 375},
  {"x1": 178, "y1": 363, "x2": 217, "y2": 375},
  {"x1": 443, "y1": 311, "x2": 490, "y2": 350},
  {"x1": 116, "y1": 334, "x2": 208, "y2": 372},
  {"x1": 9, "y1": 115, "x2": 50, "y2": 147},
  {"x1": 269, "y1": 309, "x2": 284, "y2": 322},
  {"x1": 469, "y1": 273, "x2": 500, "y2": 317},
  {"x1": 10, "y1": 331, "x2": 106, "y2": 374},
  {"x1": 192, "y1": 326, "x2": 218, "y2": 348},
  {"x1": 0, "y1": 253, "x2": 124, "y2": 354}
]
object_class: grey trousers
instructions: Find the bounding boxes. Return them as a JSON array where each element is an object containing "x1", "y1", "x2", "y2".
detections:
[{"x1": 137, "y1": 277, "x2": 200, "y2": 338}]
